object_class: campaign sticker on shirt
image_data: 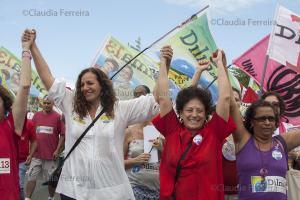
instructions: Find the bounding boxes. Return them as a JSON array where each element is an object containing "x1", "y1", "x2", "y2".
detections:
[
  {"x1": 272, "y1": 149, "x2": 283, "y2": 160},
  {"x1": 143, "y1": 163, "x2": 159, "y2": 171},
  {"x1": 193, "y1": 134, "x2": 203, "y2": 145},
  {"x1": 222, "y1": 140, "x2": 236, "y2": 161},
  {"x1": 132, "y1": 165, "x2": 141, "y2": 173},
  {"x1": 36, "y1": 126, "x2": 54, "y2": 134},
  {"x1": 99, "y1": 115, "x2": 111, "y2": 124},
  {"x1": 251, "y1": 176, "x2": 286, "y2": 194},
  {"x1": 72, "y1": 116, "x2": 86, "y2": 125},
  {"x1": 0, "y1": 158, "x2": 10, "y2": 174}
]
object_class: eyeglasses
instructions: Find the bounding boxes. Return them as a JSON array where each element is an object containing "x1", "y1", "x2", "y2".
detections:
[{"x1": 253, "y1": 116, "x2": 276, "y2": 123}]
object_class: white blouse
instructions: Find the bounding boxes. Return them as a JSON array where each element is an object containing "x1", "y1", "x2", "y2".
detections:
[{"x1": 48, "y1": 79, "x2": 159, "y2": 200}]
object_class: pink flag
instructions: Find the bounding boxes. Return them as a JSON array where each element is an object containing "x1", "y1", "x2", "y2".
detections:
[
  {"x1": 267, "y1": 5, "x2": 300, "y2": 73},
  {"x1": 233, "y1": 35, "x2": 273, "y2": 89},
  {"x1": 233, "y1": 35, "x2": 300, "y2": 126}
]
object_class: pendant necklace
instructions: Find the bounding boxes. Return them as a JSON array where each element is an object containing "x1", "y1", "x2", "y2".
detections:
[{"x1": 256, "y1": 138, "x2": 273, "y2": 181}]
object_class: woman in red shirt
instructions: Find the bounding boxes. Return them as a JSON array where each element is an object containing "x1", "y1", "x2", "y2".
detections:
[
  {"x1": 153, "y1": 47, "x2": 236, "y2": 200},
  {"x1": 0, "y1": 29, "x2": 33, "y2": 200}
]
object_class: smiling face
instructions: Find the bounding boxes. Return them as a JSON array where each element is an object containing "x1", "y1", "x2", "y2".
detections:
[
  {"x1": 251, "y1": 106, "x2": 277, "y2": 138},
  {"x1": 80, "y1": 71, "x2": 102, "y2": 105},
  {"x1": 180, "y1": 98, "x2": 206, "y2": 134}
]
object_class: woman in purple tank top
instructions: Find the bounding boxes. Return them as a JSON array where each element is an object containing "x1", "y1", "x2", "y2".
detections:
[{"x1": 229, "y1": 96, "x2": 300, "y2": 200}]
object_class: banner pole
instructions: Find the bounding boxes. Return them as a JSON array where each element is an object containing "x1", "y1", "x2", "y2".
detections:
[
  {"x1": 259, "y1": 55, "x2": 269, "y2": 95},
  {"x1": 110, "y1": 5, "x2": 209, "y2": 80},
  {"x1": 205, "y1": 64, "x2": 232, "y2": 90}
]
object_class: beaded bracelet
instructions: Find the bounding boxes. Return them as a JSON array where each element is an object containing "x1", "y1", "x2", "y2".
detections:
[{"x1": 22, "y1": 50, "x2": 32, "y2": 60}]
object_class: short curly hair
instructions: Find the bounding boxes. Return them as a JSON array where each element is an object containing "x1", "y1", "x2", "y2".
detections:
[
  {"x1": 261, "y1": 91, "x2": 285, "y2": 116},
  {"x1": 0, "y1": 85, "x2": 13, "y2": 115},
  {"x1": 175, "y1": 86, "x2": 213, "y2": 120},
  {"x1": 74, "y1": 67, "x2": 117, "y2": 119},
  {"x1": 244, "y1": 100, "x2": 279, "y2": 135}
]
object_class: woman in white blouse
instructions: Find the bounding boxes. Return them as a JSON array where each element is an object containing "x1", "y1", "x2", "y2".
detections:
[{"x1": 24, "y1": 29, "x2": 171, "y2": 200}]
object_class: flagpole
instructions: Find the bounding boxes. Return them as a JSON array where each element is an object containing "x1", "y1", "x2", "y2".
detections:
[
  {"x1": 259, "y1": 55, "x2": 269, "y2": 95},
  {"x1": 260, "y1": 3, "x2": 279, "y2": 95},
  {"x1": 205, "y1": 64, "x2": 232, "y2": 90},
  {"x1": 110, "y1": 5, "x2": 210, "y2": 80}
]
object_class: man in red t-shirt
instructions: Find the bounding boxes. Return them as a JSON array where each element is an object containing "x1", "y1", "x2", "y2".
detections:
[
  {"x1": 25, "y1": 98, "x2": 65, "y2": 200},
  {"x1": 18, "y1": 118, "x2": 37, "y2": 200}
]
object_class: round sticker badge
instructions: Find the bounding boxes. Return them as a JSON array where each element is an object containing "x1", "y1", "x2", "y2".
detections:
[
  {"x1": 132, "y1": 165, "x2": 141, "y2": 173},
  {"x1": 272, "y1": 149, "x2": 283, "y2": 160},
  {"x1": 222, "y1": 140, "x2": 236, "y2": 161},
  {"x1": 193, "y1": 134, "x2": 203, "y2": 145}
]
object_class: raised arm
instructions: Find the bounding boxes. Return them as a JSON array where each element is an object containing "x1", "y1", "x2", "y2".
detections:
[
  {"x1": 156, "y1": 46, "x2": 173, "y2": 117},
  {"x1": 213, "y1": 50, "x2": 231, "y2": 121},
  {"x1": 13, "y1": 30, "x2": 33, "y2": 135},
  {"x1": 190, "y1": 60, "x2": 209, "y2": 87},
  {"x1": 26, "y1": 29, "x2": 55, "y2": 91},
  {"x1": 229, "y1": 87, "x2": 250, "y2": 152}
]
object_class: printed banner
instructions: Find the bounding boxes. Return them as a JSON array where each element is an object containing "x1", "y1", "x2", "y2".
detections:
[
  {"x1": 91, "y1": 36, "x2": 160, "y2": 100},
  {"x1": 233, "y1": 36, "x2": 300, "y2": 126},
  {"x1": 0, "y1": 46, "x2": 47, "y2": 98},
  {"x1": 267, "y1": 5, "x2": 300, "y2": 73},
  {"x1": 153, "y1": 13, "x2": 239, "y2": 102}
]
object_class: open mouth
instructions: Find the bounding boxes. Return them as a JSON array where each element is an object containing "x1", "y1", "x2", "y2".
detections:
[{"x1": 187, "y1": 118, "x2": 201, "y2": 125}]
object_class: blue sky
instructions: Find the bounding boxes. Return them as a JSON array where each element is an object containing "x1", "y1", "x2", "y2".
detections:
[{"x1": 1, "y1": 0, "x2": 299, "y2": 85}]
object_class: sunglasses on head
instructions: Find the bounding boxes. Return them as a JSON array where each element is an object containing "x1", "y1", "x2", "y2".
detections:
[{"x1": 253, "y1": 116, "x2": 276, "y2": 123}]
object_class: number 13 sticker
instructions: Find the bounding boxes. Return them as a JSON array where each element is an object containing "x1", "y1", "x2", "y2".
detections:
[{"x1": 0, "y1": 158, "x2": 10, "y2": 174}]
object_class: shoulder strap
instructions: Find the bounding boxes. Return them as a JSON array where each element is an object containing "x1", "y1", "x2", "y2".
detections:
[
  {"x1": 275, "y1": 135, "x2": 288, "y2": 154},
  {"x1": 173, "y1": 141, "x2": 193, "y2": 193},
  {"x1": 274, "y1": 135, "x2": 289, "y2": 169},
  {"x1": 62, "y1": 108, "x2": 105, "y2": 162}
]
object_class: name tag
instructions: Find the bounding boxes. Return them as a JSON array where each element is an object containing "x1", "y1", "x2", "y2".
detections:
[
  {"x1": 36, "y1": 126, "x2": 54, "y2": 134},
  {"x1": 0, "y1": 158, "x2": 10, "y2": 174},
  {"x1": 251, "y1": 176, "x2": 286, "y2": 194}
]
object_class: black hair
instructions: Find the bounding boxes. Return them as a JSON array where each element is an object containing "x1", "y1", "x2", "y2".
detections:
[
  {"x1": 176, "y1": 86, "x2": 213, "y2": 120},
  {"x1": 244, "y1": 100, "x2": 279, "y2": 135}
]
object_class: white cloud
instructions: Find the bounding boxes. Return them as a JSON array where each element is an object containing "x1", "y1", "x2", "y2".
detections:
[{"x1": 163, "y1": 0, "x2": 269, "y2": 13}]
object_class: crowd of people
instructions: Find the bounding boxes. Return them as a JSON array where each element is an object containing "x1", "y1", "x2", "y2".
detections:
[{"x1": 1, "y1": 28, "x2": 300, "y2": 200}]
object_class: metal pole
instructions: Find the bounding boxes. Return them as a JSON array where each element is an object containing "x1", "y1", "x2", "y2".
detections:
[{"x1": 110, "y1": 5, "x2": 210, "y2": 80}]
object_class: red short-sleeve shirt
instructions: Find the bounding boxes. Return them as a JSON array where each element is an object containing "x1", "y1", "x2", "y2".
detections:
[
  {"x1": 19, "y1": 120, "x2": 36, "y2": 162},
  {"x1": 0, "y1": 112, "x2": 20, "y2": 200},
  {"x1": 153, "y1": 110, "x2": 236, "y2": 200},
  {"x1": 33, "y1": 111, "x2": 64, "y2": 160}
]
